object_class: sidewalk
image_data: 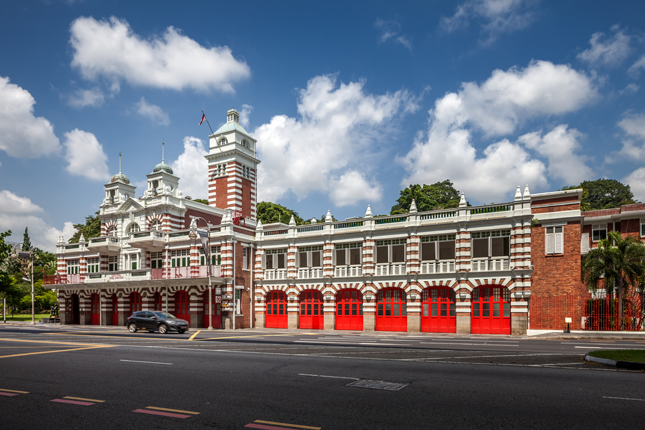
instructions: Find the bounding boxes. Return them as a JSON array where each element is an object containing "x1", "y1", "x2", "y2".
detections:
[{"x1": 529, "y1": 329, "x2": 645, "y2": 340}]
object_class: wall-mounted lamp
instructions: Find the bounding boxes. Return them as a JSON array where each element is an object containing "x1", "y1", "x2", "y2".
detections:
[
  {"x1": 459, "y1": 292, "x2": 467, "y2": 299},
  {"x1": 256, "y1": 296, "x2": 263, "y2": 303}
]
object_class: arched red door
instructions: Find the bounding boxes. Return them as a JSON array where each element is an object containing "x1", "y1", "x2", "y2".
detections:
[
  {"x1": 336, "y1": 289, "x2": 363, "y2": 330},
  {"x1": 129, "y1": 292, "x2": 142, "y2": 315},
  {"x1": 111, "y1": 294, "x2": 118, "y2": 326},
  {"x1": 266, "y1": 290, "x2": 288, "y2": 328},
  {"x1": 421, "y1": 287, "x2": 456, "y2": 333},
  {"x1": 471, "y1": 286, "x2": 511, "y2": 334},
  {"x1": 90, "y1": 293, "x2": 100, "y2": 325},
  {"x1": 203, "y1": 291, "x2": 221, "y2": 329},
  {"x1": 299, "y1": 290, "x2": 324, "y2": 329},
  {"x1": 174, "y1": 290, "x2": 190, "y2": 326},
  {"x1": 376, "y1": 288, "x2": 407, "y2": 331},
  {"x1": 153, "y1": 292, "x2": 162, "y2": 311}
]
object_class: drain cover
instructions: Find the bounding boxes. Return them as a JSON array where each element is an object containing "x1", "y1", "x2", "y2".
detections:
[{"x1": 346, "y1": 380, "x2": 408, "y2": 391}]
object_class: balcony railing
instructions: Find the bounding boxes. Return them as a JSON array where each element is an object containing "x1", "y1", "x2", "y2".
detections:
[
  {"x1": 264, "y1": 269, "x2": 287, "y2": 280},
  {"x1": 374, "y1": 263, "x2": 406, "y2": 276},
  {"x1": 420, "y1": 260, "x2": 456, "y2": 274},
  {"x1": 471, "y1": 258, "x2": 510, "y2": 272},
  {"x1": 45, "y1": 266, "x2": 224, "y2": 285},
  {"x1": 298, "y1": 267, "x2": 324, "y2": 279},
  {"x1": 334, "y1": 265, "x2": 362, "y2": 277}
]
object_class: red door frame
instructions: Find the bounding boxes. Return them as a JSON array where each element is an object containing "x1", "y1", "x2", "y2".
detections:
[
  {"x1": 111, "y1": 294, "x2": 118, "y2": 326},
  {"x1": 421, "y1": 287, "x2": 456, "y2": 333},
  {"x1": 299, "y1": 290, "x2": 324, "y2": 329},
  {"x1": 376, "y1": 288, "x2": 407, "y2": 332},
  {"x1": 129, "y1": 292, "x2": 142, "y2": 316},
  {"x1": 202, "y1": 291, "x2": 221, "y2": 329},
  {"x1": 153, "y1": 292, "x2": 162, "y2": 311},
  {"x1": 471, "y1": 286, "x2": 511, "y2": 334},
  {"x1": 265, "y1": 290, "x2": 288, "y2": 328},
  {"x1": 90, "y1": 293, "x2": 100, "y2": 325},
  {"x1": 336, "y1": 289, "x2": 363, "y2": 330},
  {"x1": 175, "y1": 290, "x2": 190, "y2": 326}
]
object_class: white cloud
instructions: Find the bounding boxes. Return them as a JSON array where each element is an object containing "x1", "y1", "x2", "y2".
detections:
[
  {"x1": 619, "y1": 83, "x2": 639, "y2": 95},
  {"x1": 608, "y1": 113, "x2": 645, "y2": 162},
  {"x1": 399, "y1": 60, "x2": 597, "y2": 203},
  {"x1": 328, "y1": 171, "x2": 383, "y2": 207},
  {"x1": 0, "y1": 76, "x2": 61, "y2": 158},
  {"x1": 170, "y1": 136, "x2": 208, "y2": 199},
  {"x1": 623, "y1": 167, "x2": 645, "y2": 202},
  {"x1": 0, "y1": 190, "x2": 76, "y2": 252},
  {"x1": 374, "y1": 19, "x2": 412, "y2": 51},
  {"x1": 63, "y1": 129, "x2": 110, "y2": 181},
  {"x1": 577, "y1": 26, "x2": 631, "y2": 67},
  {"x1": 254, "y1": 74, "x2": 419, "y2": 206},
  {"x1": 70, "y1": 16, "x2": 251, "y2": 93},
  {"x1": 628, "y1": 54, "x2": 645, "y2": 79},
  {"x1": 135, "y1": 97, "x2": 170, "y2": 125},
  {"x1": 440, "y1": 0, "x2": 538, "y2": 45},
  {"x1": 518, "y1": 125, "x2": 592, "y2": 185},
  {"x1": 239, "y1": 104, "x2": 253, "y2": 128},
  {"x1": 68, "y1": 87, "x2": 104, "y2": 107}
]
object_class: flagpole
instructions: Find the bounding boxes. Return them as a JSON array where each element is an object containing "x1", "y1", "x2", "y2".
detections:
[{"x1": 202, "y1": 110, "x2": 214, "y2": 135}]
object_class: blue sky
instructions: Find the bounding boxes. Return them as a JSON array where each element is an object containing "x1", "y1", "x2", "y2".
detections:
[{"x1": 2, "y1": 0, "x2": 645, "y2": 250}]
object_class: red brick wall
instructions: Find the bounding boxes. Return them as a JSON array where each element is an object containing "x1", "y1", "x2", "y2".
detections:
[
  {"x1": 532, "y1": 203, "x2": 580, "y2": 214},
  {"x1": 241, "y1": 177, "x2": 253, "y2": 218},
  {"x1": 232, "y1": 241, "x2": 254, "y2": 329},
  {"x1": 183, "y1": 209, "x2": 221, "y2": 229}
]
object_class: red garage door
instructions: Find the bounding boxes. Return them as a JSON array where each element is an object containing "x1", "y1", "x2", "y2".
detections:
[
  {"x1": 376, "y1": 288, "x2": 407, "y2": 332},
  {"x1": 299, "y1": 290, "x2": 324, "y2": 330},
  {"x1": 266, "y1": 291, "x2": 288, "y2": 329},
  {"x1": 90, "y1": 293, "x2": 100, "y2": 325},
  {"x1": 203, "y1": 291, "x2": 221, "y2": 329},
  {"x1": 471, "y1": 286, "x2": 511, "y2": 334},
  {"x1": 336, "y1": 289, "x2": 363, "y2": 330},
  {"x1": 421, "y1": 287, "x2": 456, "y2": 333},
  {"x1": 174, "y1": 290, "x2": 190, "y2": 326},
  {"x1": 129, "y1": 292, "x2": 142, "y2": 315}
]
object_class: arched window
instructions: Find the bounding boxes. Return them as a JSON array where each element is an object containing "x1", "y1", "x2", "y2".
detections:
[
  {"x1": 107, "y1": 226, "x2": 117, "y2": 237},
  {"x1": 128, "y1": 223, "x2": 140, "y2": 234},
  {"x1": 242, "y1": 139, "x2": 247, "y2": 148},
  {"x1": 220, "y1": 137, "x2": 228, "y2": 145},
  {"x1": 150, "y1": 220, "x2": 162, "y2": 231}
]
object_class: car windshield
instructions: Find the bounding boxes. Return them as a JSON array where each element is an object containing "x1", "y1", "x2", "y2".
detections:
[{"x1": 153, "y1": 312, "x2": 176, "y2": 319}]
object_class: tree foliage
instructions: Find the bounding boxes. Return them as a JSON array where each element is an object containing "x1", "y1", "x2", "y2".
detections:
[
  {"x1": 562, "y1": 179, "x2": 637, "y2": 212},
  {"x1": 0, "y1": 230, "x2": 14, "y2": 295},
  {"x1": 193, "y1": 199, "x2": 209, "y2": 205},
  {"x1": 69, "y1": 211, "x2": 101, "y2": 243},
  {"x1": 22, "y1": 227, "x2": 32, "y2": 252},
  {"x1": 257, "y1": 202, "x2": 306, "y2": 225},
  {"x1": 391, "y1": 181, "x2": 462, "y2": 215}
]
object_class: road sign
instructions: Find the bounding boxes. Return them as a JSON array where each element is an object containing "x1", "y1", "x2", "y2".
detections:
[{"x1": 215, "y1": 296, "x2": 222, "y2": 304}]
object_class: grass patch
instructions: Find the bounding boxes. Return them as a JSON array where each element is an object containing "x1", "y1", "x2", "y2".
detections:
[
  {"x1": 1, "y1": 313, "x2": 52, "y2": 322},
  {"x1": 589, "y1": 349, "x2": 645, "y2": 364}
]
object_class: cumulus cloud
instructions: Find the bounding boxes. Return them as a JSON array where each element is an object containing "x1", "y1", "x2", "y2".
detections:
[
  {"x1": 399, "y1": 60, "x2": 598, "y2": 203},
  {"x1": 170, "y1": 136, "x2": 208, "y2": 199},
  {"x1": 68, "y1": 87, "x2": 104, "y2": 107},
  {"x1": 0, "y1": 76, "x2": 61, "y2": 158},
  {"x1": 628, "y1": 54, "x2": 645, "y2": 79},
  {"x1": 70, "y1": 16, "x2": 251, "y2": 93},
  {"x1": 608, "y1": 113, "x2": 645, "y2": 162},
  {"x1": 577, "y1": 25, "x2": 631, "y2": 67},
  {"x1": 329, "y1": 171, "x2": 383, "y2": 207},
  {"x1": 440, "y1": 0, "x2": 538, "y2": 45},
  {"x1": 623, "y1": 167, "x2": 645, "y2": 202},
  {"x1": 239, "y1": 104, "x2": 253, "y2": 128},
  {"x1": 63, "y1": 129, "x2": 110, "y2": 181},
  {"x1": 0, "y1": 190, "x2": 76, "y2": 252},
  {"x1": 254, "y1": 74, "x2": 420, "y2": 206},
  {"x1": 135, "y1": 97, "x2": 170, "y2": 125},
  {"x1": 374, "y1": 19, "x2": 413, "y2": 51}
]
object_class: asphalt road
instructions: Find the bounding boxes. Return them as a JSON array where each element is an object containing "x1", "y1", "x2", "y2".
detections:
[{"x1": 1, "y1": 325, "x2": 644, "y2": 429}]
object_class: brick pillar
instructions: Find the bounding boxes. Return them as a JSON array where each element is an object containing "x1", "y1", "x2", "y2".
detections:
[
  {"x1": 363, "y1": 239, "x2": 374, "y2": 276},
  {"x1": 324, "y1": 241, "x2": 334, "y2": 278},
  {"x1": 407, "y1": 236, "x2": 420, "y2": 275},
  {"x1": 363, "y1": 283, "x2": 376, "y2": 331},
  {"x1": 456, "y1": 285, "x2": 471, "y2": 334},
  {"x1": 406, "y1": 286, "x2": 421, "y2": 333},
  {"x1": 456, "y1": 230, "x2": 471, "y2": 272},
  {"x1": 288, "y1": 297, "x2": 299, "y2": 329},
  {"x1": 324, "y1": 294, "x2": 335, "y2": 330},
  {"x1": 287, "y1": 245, "x2": 297, "y2": 279},
  {"x1": 190, "y1": 290, "x2": 200, "y2": 328}
]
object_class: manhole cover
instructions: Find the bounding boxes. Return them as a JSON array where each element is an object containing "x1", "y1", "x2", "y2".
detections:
[{"x1": 346, "y1": 380, "x2": 408, "y2": 391}]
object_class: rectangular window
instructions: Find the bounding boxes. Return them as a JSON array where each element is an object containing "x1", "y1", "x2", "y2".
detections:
[
  {"x1": 171, "y1": 249, "x2": 190, "y2": 267},
  {"x1": 472, "y1": 238, "x2": 488, "y2": 258},
  {"x1": 422, "y1": 235, "x2": 455, "y2": 260},
  {"x1": 471, "y1": 230, "x2": 510, "y2": 258},
  {"x1": 298, "y1": 245, "x2": 324, "y2": 267},
  {"x1": 438, "y1": 241, "x2": 455, "y2": 260},
  {"x1": 335, "y1": 249, "x2": 346, "y2": 265},
  {"x1": 108, "y1": 256, "x2": 118, "y2": 272},
  {"x1": 87, "y1": 257, "x2": 99, "y2": 273},
  {"x1": 235, "y1": 290, "x2": 242, "y2": 315},
  {"x1": 491, "y1": 237, "x2": 510, "y2": 257},
  {"x1": 421, "y1": 242, "x2": 436, "y2": 261},
  {"x1": 592, "y1": 224, "x2": 607, "y2": 241},
  {"x1": 242, "y1": 247, "x2": 249, "y2": 270},
  {"x1": 66, "y1": 259, "x2": 80, "y2": 274},
  {"x1": 130, "y1": 254, "x2": 138, "y2": 270},
  {"x1": 151, "y1": 251, "x2": 163, "y2": 269},
  {"x1": 375, "y1": 239, "x2": 406, "y2": 263},
  {"x1": 334, "y1": 242, "x2": 362, "y2": 266},
  {"x1": 277, "y1": 253, "x2": 285, "y2": 269},
  {"x1": 264, "y1": 248, "x2": 287, "y2": 269},
  {"x1": 545, "y1": 226, "x2": 564, "y2": 254}
]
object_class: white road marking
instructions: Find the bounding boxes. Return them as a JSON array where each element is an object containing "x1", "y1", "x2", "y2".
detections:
[
  {"x1": 420, "y1": 342, "x2": 519, "y2": 347},
  {"x1": 299, "y1": 373, "x2": 359, "y2": 380},
  {"x1": 120, "y1": 359, "x2": 173, "y2": 365},
  {"x1": 603, "y1": 396, "x2": 645, "y2": 402},
  {"x1": 359, "y1": 343, "x2": 412, "y2": 346},
  {"x1": 574, "y1": 346, "x2": 603, "y2": 349}
]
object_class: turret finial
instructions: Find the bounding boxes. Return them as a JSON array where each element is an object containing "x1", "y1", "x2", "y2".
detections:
[
  {"x1": 119, "y1": 152, "x2": 122, "y2": 174},
  {"x1": 162, "y1": 141, "x2": 165, "y2": 164}
]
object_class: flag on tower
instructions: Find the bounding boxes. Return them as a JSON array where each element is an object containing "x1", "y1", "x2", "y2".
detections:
[{"x1": 199, "y1": 113, "x2": 206, "y2": 126}]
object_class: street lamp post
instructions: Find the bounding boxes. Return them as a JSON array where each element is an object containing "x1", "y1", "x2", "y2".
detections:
[
  {"x1": 11, "y1": 243, "x2": 35, "y2": 325},
  {"x1": 192, "y1": 217, "x2": 214, "y2": 330}
]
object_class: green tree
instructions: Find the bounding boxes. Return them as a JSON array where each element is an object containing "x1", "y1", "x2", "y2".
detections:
[
  {"x1": 22, "y1": 227, "x2": 32, "y2": 252},
  {"x1": 581, "y1": 231, "x2": 645, "y2": 326},
  {"x1": 69, "y1": 211, "x2": 101, "y2": 243},
  {"x1": 257, "y1": 202, "x2": 306, "y2": 225},
  {"x1": 0, "y1": 230, "x2": 14, "y2": 295},
  {"x1": 562, "y1": 179, "x2": 637, "y2": 211},
  {"x1": 193, "y1": 199, "x2": 209, "y2": 205},
  {"x1": 391, "y1": 181, "x2": 462, "y2": 215}
]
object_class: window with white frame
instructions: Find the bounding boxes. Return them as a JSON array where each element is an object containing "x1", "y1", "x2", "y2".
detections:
[
  {"x1": 108, "y1": 256, "x2": 118, "y2": 271},
  {"x1": 242, "y1": 139, "x2": 248, "y2": 148},
  {"x1": 150, "y1": 220, "x2": 162, "y2": 231},
  {"x1": 129, "y1": 254, "x2": 138, "y2": 270},
  {"x1": 298, "y1": 245, "x2": 323, "y2": 268},
  {"x1": 128, "y1": 223, "x2": 140, "y2": 234},
  {"x1": 235, "y1": 289, "x2": 242, "y2": 315},
  {"x1": 214, "y1": 163, "x2": 227, "y2": 177},
  {"x1": 545, "y1": 226, "x2": 564, "y2": 254},
  {"x1": 471, "y1": 230, "x2": 511, "y2": 259},
  {"x1": 264, "y1": 248, "x2": 287, "y2": 269},
  {"x1": 641, "y1": 220, "x2": 645, "y2": 236},
  {"x1": 592, "y1": 224, "x2": 607, "y2": 241},
  {"x1": 420, "y1": 234, "x2": 456, "y2": 260},
  {"x1": 87, "y1": 257, "x2": 99, "y2": 273},
  {"x1": 335, "y1": 242, "x2": 362, "y2": 266},
  {"x1": 376, "y1": 239, "x2": 407, "y2": 264},
  {"x1": 200, "y1": 246, "x2": 221, "y2": 266},
  {"x1": 243, "y1": 247, "x2": 249, "y2": 270},
  {"x1": 171, "y1": 249, "x2": 190, "y2": 267},
  {"x1": 66, "y1": 259, "x2": 80, "y2": 274},
  {"x1": 151, "y1": 252, "x2": 163, "y2": 269},
  {"x1": 107, "y1": 226, "x2": 117, "y2": 237},
  {"x1": 241, "y1": 166, "x2": 251, "y2": 179}
]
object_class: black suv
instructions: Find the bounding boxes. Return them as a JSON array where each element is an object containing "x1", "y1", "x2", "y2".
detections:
[{"x1": 127, "y1": 311, "x2": 189, "y2": 334}]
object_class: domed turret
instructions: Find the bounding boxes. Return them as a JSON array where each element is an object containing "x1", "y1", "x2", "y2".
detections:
[
  {"x1": 110, "y1": 172, "x2": 131, "y2": 184},
  {"x1": 153, "y1": 162, "x2": 173, "y2": 174}
]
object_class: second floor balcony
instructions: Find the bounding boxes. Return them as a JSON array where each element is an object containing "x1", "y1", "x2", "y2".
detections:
[{"x1": 44, "y1": 265, "x2": 223, "y2": 286}]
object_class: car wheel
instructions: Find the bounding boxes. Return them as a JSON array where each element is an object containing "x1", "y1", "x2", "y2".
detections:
[
  {"x1": 128, "y1": 323, "x2": 137, "y2": 333},
  {"x1": 159, "y1": 324, "x2": 168, "y2": 334},
  {"x1": 178, "y1": 329, "x2": 186, "y2": 334}
]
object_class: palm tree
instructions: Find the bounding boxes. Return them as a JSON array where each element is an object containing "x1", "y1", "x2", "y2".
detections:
[{"x1": 581, "y1": 231, "x2": 645, "y2": 326}]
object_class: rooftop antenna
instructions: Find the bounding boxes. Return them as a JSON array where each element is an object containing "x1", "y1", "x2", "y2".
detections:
[
  {"x1": 162, "y1": 140, "x2": 165, "y2": 164},
  {"x1": 119, "y1": 152, "x2": 122, "y2": 173}
]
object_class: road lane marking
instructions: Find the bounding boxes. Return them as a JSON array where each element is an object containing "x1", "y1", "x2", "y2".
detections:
[
  {"x1": 0, "y1": 337, "x2": 113, "y2": 347},
  {"x1": 51, "y1": 398, "x2": 95, "y2": 406},
  {"x1": 120, "y1": 359, "x2": 172, "y2": 365},
  {"x1": 199, "y1": 333, "x2": 318, "y2": 341},
  {"x1": 420, "y1": 342, "x2": 518, "y2": 347},
  {"x1": 253, "y1": 420, "x2": 321, "y2": 430},
  {"x1": 188, "y1": 330, "x2": 201, "y2": 341},
  {"x1": 133, "y1": 409, "x2": 191, "y2": 418},
  {"x1": 0, "y1": 345, "x2": 115, "y2": 359},
  {"x1": 299, "y1": 373, "x2": 359, "y2": 380},
  {"x1": 64, "y1": 396, "x2": 105, "y2": 403},
  {"x1": 603, "y1": 396, "x2": 645, "y2": 402},
  {"x1": 359, "y1": 342, "x2": 412, "y2": 346},
  {"x1": 145, "y1": 406, "x2": 200, "y2": 415},
  {"x1": 0, "y1": 388, "x2": 29, "y2": 394}
]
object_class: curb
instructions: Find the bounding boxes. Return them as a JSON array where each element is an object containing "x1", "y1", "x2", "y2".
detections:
[{"x1": 585, "y1": 354, "x2": 645, "y2": 370}]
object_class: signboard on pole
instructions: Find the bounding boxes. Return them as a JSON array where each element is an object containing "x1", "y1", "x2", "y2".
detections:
[{"x1": 197, "y1": 228, "x2": 209, "y2": 250}]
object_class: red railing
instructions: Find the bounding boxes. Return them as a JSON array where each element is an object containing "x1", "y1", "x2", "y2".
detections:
[
  {"x1": 582, "y1": 291, "x2": 645, "y2": 331},
  {"x1": 44, "y1": 275, "x2": 65, "y2": 285}
]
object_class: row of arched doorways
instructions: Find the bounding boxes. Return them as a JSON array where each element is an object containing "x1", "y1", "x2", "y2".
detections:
[{"x1": 265, "y1": 286, "x2": 512, "y2": 334}]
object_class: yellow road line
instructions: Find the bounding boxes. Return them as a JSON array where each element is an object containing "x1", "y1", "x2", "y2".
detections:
[
  {"x1": 0, "y1": 346, "x2": 70, "y2": 349},
  {"x1": 0, "y1": 345, "x2": 115, "y2": 359},
  {"x1": 254, "y1": 420, "x2": 321, "y2": 429},
  {"x1": 199, "y1": 333, "x2": 317, "y2": 341},
  {"x1": 64, "y1": 396, "x2": 105, "y2": 403},
  {"x1": 0, "y1": 389, "x2": 29, "y2": 394},
  {"x1": 145, "y1": 406, "x2": 200, "y2": 415},
  {"x1": 0, "y1": 337, "x2": 109, "y2": 347},
  {"x1": 188, "y1": 330, "x2": 201, "y2": 341}
]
